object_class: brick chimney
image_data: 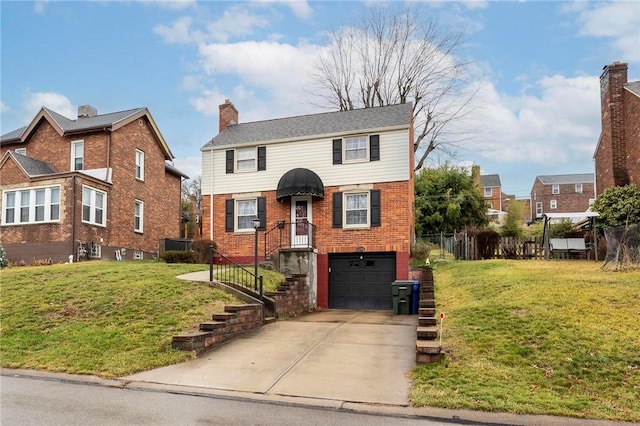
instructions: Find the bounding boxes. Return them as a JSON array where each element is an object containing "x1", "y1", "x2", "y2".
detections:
[
  {"x1": 599, "y1": 62, "x2": 629, "y2": 189},
  {"x1": 78, "y1": 105, "x2": 97, "y2": 119},
  {"x1": 471, "y1": 165, "x2": 481, "y2": 187},
  {"x1": 219, "y1": 99, "x2": 238, "y2": 133}
]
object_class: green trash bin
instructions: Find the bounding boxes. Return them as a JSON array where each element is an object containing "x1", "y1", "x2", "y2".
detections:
[{"x1": 392, "y1": 281, "x2": 412, "y2": 315}]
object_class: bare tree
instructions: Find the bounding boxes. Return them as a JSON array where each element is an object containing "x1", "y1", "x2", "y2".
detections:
[{"x1": 312, "y1": 7, "x2": 479, "y2": 170}]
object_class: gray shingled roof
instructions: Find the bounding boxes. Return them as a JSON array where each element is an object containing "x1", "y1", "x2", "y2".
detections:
[
  {"x1": 1, "y1": 107, "x2": 146, "y2": 143},
  {"x1": 202, "y1": 103, "x2": 412, "y2": 148},
  {"x1": 626, "y1": 81, "x2": 640, "y2": 97},
  {"x1": 12, "y1": 152, "x2": 57, "y2": 176},
  {"x1": 537, "y1": 173, "x2": 594, "y2": 185},
  {"x1": 480, "y1": 174, "x2": 501, "y2": 187}
]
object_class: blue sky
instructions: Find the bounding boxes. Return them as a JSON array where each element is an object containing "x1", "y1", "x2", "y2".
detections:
[{"x1": 1, "y1": 0, "x2": 639, "y2": 199}]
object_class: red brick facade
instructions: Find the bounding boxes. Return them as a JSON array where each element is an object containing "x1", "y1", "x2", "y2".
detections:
[
  {"x1": 594, "y1": 62, "x2": 640, "y2": 195},
  {"x1": 530, "y1": 176, "x2": 595, "y2": 219},
  {"x1": 0, "y1": 107, "x2": 183, "y2": 264}
]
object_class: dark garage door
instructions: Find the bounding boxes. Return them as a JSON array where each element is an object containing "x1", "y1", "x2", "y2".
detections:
[{"x1": 329, "y1": 252, "x2": 396, "y2": 310}]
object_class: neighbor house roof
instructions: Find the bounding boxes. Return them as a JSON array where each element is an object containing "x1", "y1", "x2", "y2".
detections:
[
  {"x1": 202, "y1": 103, "x2": 413, "y2": 149},
  {"x1": 1, "y1": 106, "x2": 175, "y2": 160},
  {"x1": 625, "y1": 81, "x2": 640, "y2": 97},
  {"x1": 480, "y1": 174, "x2": 501, "y2": 188},
  {"x1": 536, "y1": 173, "x2": 594, "y2": 185}
]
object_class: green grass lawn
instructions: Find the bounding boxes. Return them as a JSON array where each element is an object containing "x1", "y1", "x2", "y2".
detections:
[
  {"x1": 412, "y1": 259, "x2": 640, "y2": 422},
  {"x1": 0, "y1": 261, "x2": 241, "y2": 377}
]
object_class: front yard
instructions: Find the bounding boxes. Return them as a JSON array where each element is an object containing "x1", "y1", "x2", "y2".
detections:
[{"x1": 413, "y1": 259, "x2": 640, "y2": 422}]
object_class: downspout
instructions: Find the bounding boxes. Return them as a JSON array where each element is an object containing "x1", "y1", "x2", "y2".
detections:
[
  {"x1": 71, "y1": 175, "x2": 76, "y2": 260},
  {"x1": 209, "y1": 148, "x2": 214, "y2": 240}
]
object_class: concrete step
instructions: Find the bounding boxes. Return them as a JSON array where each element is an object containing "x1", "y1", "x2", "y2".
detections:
[
  {"x1": 416, "y1": 326, "x2": 438, "y2": 339},
  {"x1": 264, "y1": 316, "x2": 277, "y2": 324},
  {"x1": 418, "y1": 316, "x2": 437, "y2": 327}
]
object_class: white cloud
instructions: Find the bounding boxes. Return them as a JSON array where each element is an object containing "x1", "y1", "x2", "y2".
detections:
[
  {"x1": 568, "y1": 1, "x2": 640, "y2": 63},
  {"x1": 173, "y1": 156, "x2": 202, "y2": 181},
  {"x1": 0, "y1": 101, "x2": 8, "y2": 114},
  {"x1": 205, "y1": 7, "x2": 270, "y2": 43},
  {"x1": 138, "y1": 0, "x2": 196, "y2": 10},
  {"x1": 23, "y1": 92, "x2": 75, "y2": 120},
  {"x1": 251, "y1": 0, "x2": 313, "y2": 19},
  {"x1": 33, "y1": 1, "x2": 49, "y2": 14},
  {"x1": 154, "y1": 16, "x2": 203, "y2": 44}
]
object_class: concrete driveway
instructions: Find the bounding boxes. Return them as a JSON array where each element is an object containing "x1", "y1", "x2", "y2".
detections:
[{"x1": 123, "y1": 310, "x2": 417, "y2": 406}]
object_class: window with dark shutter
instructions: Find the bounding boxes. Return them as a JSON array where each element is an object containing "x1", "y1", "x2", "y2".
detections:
[
  {"x1": 332, "y1": 192, "x2": 342, "y2": 228},
  {"x1": 257, "y1": 197, "x2": 266, "y2": 230},
  {"x1": 369, "y1": 135, "x2": 380, "y2": 161},
  {"x1": 226, "y1": 150, "x2": 234, "y2": 174},
  {"x1": 225, "y1": 199, "x2": 234, "y2": 232},
  {"x1": 257, "y1": 146, "x2": 266, "y2": 171},
  {"x1": 332, "y1": 139, "x2": 342, "y2": 164},
  {"x1": 370, "y1": 189, "x2": 381, "y2": 227}
]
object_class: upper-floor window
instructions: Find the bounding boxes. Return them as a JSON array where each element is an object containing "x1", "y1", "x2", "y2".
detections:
[
  {"x1": 484, "y1": 187, "x2": 492, "y2": 197},
  {"x1": 225, "y1": 147, "x2": 266, "y2": 173},
  {"x1": 135, "y1": 150, "x2": 145, "y2": 181},
  {"x1": 550, "y1": 200, "x2": 557, "y2": 209},
  {"x1": 344, "y1": 136, "x2": 368, "y2": 162},
  {"x1": 575, "y1": 183, "x2": 583, "y2": 193},
  {"x1": 2, "y1": 186, "x2": 60, "y2": 225},
  {"x1": 14, "y1": 148, "x2": 26, "y2": 155},
  {"x1": 552, "y1": 184, "x2": 560, "y2": 194},
  {"x1": 134, "y1": 200, "x2": 144, "y2": 233},
  {"x1": 82, "y1": 186, "x2": 106, "y2": 226},
  {"x1": 71, "y1": 140, "x2": 84, "y2": 171}
]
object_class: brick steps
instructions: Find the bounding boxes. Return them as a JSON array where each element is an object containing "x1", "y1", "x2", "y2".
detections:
[{"x1": 413, "y1": 266, "x2": 445, "y2": 365}]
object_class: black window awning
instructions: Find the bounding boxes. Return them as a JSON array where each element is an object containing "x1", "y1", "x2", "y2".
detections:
[{"x1": 276, "y1": 168, "x2": 324, "y2": 200}]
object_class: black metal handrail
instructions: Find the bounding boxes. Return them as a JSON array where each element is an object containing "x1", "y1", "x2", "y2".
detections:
[
  {"x1": 208, "y1": 246, "x2": 263, "y2": 300},
  {"x1": 263, "y1": 220, "x2": 316, "y2": 258}
]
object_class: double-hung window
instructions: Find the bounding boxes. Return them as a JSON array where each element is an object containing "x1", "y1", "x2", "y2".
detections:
[
  {"x1": 552, "y1": 184, "x2": 560, "y2": 195},
  {"x1": 345, "y1": 192, "x2": 369, "y2": 227},
  {"x1": 535, "y1": 202, "x2": 543, "y2": 217},
  {"x1": 236, "y1": 148, "x2": 256, "y2": 171},
  {"x1": 344, "y1": 136, "x2": 368, "y2": 162},
  {"x1": 82, "y1": 186, "x2": 106, "y2": 226},
  {"x1": 2, "y1": 186, "x2": 61, "y2": 225},
  {"x1": 575, "y1": 183, "x2": 583, "y2": 193},
  {"x1": 236, "y1": 199, "x2": 257, "y2": 230},
  {"x1": 484, "y1": 187, "x2": 492, "y2": 197},
  {"x1": 135, "y1": 150, "x2": 145, "y2": 181},
  {"x1": 550, "y1": 200, "x2": 557, "y2": 210},
  {"x1": 71, "y1": 140, "x2": 84, "y2": 171},
  {"x1": 134, "y1": 200, "x2": 144, "y2": 233}
]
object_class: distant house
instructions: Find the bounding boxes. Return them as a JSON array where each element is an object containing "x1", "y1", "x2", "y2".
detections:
[
  {"x1": 594, "y1": 61, "x2": 640, "y2": 195},
  {"x1": 480, "y1": 174, "x2": 503, "y2": 211},
  {"x1": 530, "y1": 173, "x2": 595, "y2": 220},
  {"x1": 0, "y1": 105, "x2": 186, "y2": 263},
  {"x1": 200, "y1": 100, "x2": 414, "y2": 310}
]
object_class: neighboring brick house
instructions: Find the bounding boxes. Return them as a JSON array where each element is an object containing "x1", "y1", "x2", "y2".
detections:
[
  {"x1": 594, "y1": 61, "x2": 640, "y2": 195},
  {"x1": 201, "y1": 100, "x2": 414, "y2": 310},
  {"x1": 530, "y1": 173, "x2": 595, "y2": 220},
  {"x1": 0, "y1": 105, "x2": 186, "y2": 263},
  {"x1": 479, "y1": 174, "x2": 505, "y2": 210}
]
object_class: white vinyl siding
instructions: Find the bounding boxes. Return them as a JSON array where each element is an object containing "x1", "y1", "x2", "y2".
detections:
[
  {"x1": 205, "y1": 129, "x2": 409, "y2": 196},
  {"x1": 2, "y1": 186, "x2": 60, "y2": 225}
]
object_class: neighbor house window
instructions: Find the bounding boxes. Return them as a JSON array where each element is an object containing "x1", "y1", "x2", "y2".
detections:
[
  {"x1": 535, "y1": 202, "x2": 543, "y2": 217},
  {"x1": 575, "y1": 183, "x2": 583, "y2": 193},
  {"x1": 82, "y1": 186, "x2": 106, "y2": 226},
  {"x1": 71, "y1": 140, "x2": 84, "y2": 171},
  {"x1": 133, "y1": 250, "x2": 143, "y2": 260},
  {"x1": 236, "y1": 148, "x2": 256, "y2": 171},
  {"x1": 135, "y1": 150, "x2": 144, "y2": 181},
  {"x1": 236, "y1": 199, "x2": 257, "y2": 230},
  {"x1": 484, "y1": 187, "x2": 492, "y2": 197},
  {"x1": 552, "y1": 184, "x2": 559, "y2": 194},
  {"x1": 550, "y1": 200, "x2": 557, "y2": 209},
  {"x1": 14, "y1": 148, "x2": 26, "y2": 155},
  {"x1": 344, "y1": 136, "x2": 368, "y2": 162},
  {"x1": 134, "y1": 200, "x2": 144, "y2": 233},
  {"x1": 2, "y1": 186, "x2": 61, "y2": 225},
  {"x1": 345, "y1": 192, "x2": 369, "y2": 227}
]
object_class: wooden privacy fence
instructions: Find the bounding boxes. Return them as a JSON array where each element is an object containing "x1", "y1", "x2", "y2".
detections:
[{"x1": 454, "y1": 235, "x2": 543, "y2": 260}]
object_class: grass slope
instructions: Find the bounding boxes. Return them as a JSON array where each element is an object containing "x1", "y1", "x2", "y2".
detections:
[
  {"x1": 412, "y1": 260, "x2": 640, "y2": 422},
  {"x1": 0, "y1": 261, "x2": 238, "y2": 378}
]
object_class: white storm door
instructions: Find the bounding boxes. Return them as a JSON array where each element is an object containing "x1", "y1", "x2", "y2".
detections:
[{"x1": 291, "y1": 196, "x2": 312, "y2": 247}]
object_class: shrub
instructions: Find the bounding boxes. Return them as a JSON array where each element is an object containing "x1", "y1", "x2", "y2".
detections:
[
  {"x1": 411, "y1": 240, "x2": 432, "y2": 260},
  {"x1": 475, "y1": 229, "x2": 501, "y2": 259},
  {"x1": 190, "y1": 239, "x2": 216, "y2": 264},
  {"x1": 0, "y1": 245, "x2": 8, "y2": 269},
  {"x1": 161, "y1": 250, "x2": 196, "y2": 264}
]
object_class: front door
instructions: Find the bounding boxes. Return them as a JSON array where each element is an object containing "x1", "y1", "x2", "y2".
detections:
[{"x1": 291, "y1": 196, "x2": 311, "y2": 247}]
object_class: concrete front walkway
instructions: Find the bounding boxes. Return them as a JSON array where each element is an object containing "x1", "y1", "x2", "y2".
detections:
[{"x1": 123, "y1": 310, "x2": 417, "y2": 406}]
